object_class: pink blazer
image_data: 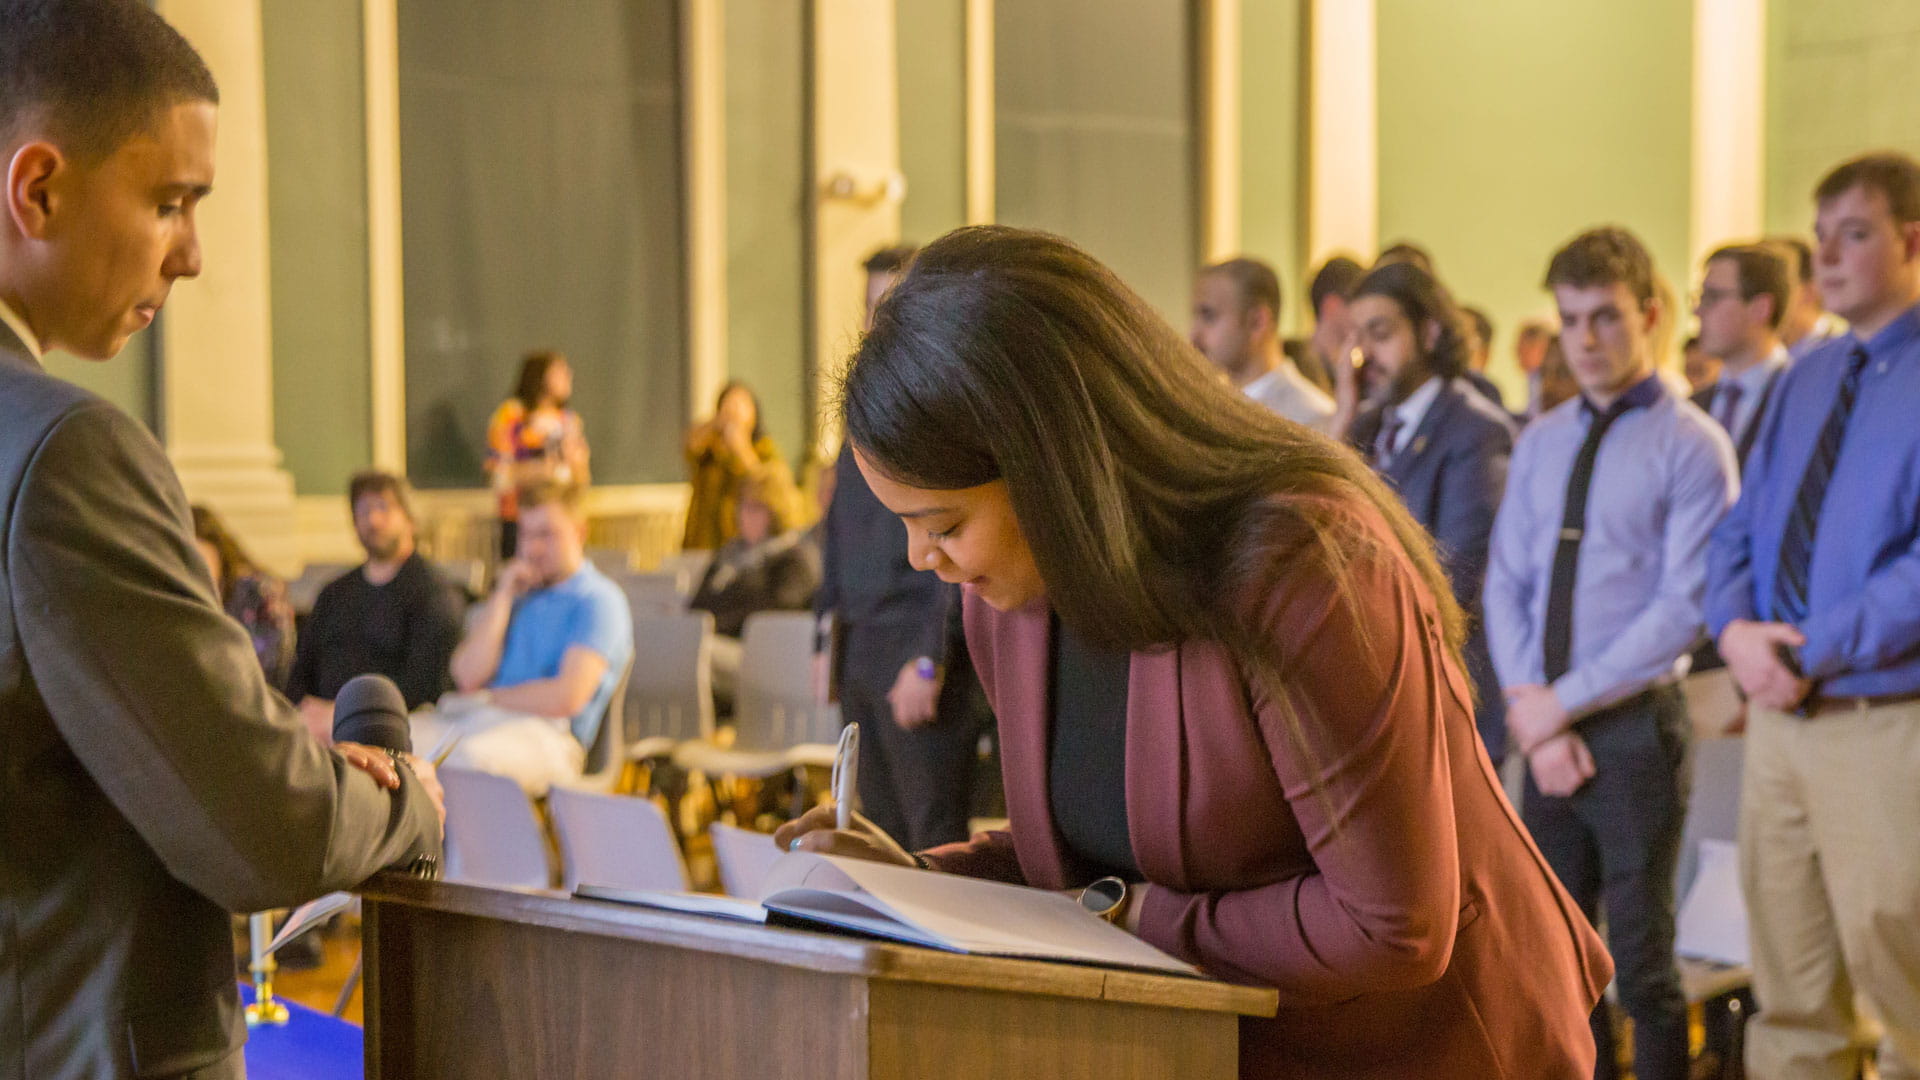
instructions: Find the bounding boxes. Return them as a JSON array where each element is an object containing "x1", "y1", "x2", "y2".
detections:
[{"x1": 923, "y1": 499, "x2": 1611, "y2": 1079}]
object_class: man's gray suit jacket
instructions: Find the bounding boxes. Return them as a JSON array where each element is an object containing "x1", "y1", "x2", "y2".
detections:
[{"x1": 0, "y1": 322, "x2": 441, "y2": 1080}]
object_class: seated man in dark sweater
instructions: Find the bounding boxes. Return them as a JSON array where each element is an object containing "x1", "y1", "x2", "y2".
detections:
[
  {"x1": 692, "y1": 471, "x2": 821, "y2": 710},
  {"x1": 287, "y1": 471, "x2": 464, "y2": 738}
]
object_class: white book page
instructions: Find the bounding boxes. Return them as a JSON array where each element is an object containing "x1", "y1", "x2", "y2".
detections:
[
  {"x1": 573, "y1": 884, "x2": 769, "y2": 924},
  {"x1": 760, "y1": 853, "x2": 1199, "y2": 976}
]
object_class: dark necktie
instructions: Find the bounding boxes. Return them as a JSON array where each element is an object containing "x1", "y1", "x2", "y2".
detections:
[
  {"x1": 1543, "y1": 399, "x2": 1637, "y2": 681},
  {"x1": 1715, "y1": 382, "x2": 1744, "y2": 437},
  {"x1": 1376, "y1": 412, "x2": 1403, "y2": 467},
  {"x1": 1772, "y1": 344, "x2": 1871, "y2": 624}
]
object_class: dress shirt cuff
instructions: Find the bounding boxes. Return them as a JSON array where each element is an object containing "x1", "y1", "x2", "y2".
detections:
[{"x1": 1791, "y1": 612, "x2": 1851, "y2": 682}]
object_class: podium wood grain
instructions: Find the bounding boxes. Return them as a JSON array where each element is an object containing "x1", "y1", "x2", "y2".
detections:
[{"x1": 359, "y1": 873, "x2": 1273, "y2": 1079}]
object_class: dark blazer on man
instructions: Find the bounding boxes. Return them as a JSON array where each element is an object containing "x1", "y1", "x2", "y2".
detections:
[
  {"x1": 0, "y1": 324, "x2": 441, "y2": 1080},
  {"x1": 1350, "y1": 379, "x2": 1518, "y2": 757},
  {"x1": 1691, "y1": 369, "x2": 1782, "y2": 469},
  {"x1": 927, "y1": 496, "x2": 1611, "y2": 1079}
]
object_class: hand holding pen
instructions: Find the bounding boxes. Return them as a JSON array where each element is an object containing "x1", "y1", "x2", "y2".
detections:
[{"x1": 772, "y1": 724, "x2": 922, "y2": 868}]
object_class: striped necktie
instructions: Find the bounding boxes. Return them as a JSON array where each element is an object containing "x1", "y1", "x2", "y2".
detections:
[{"x1": 1772, "y1": 343, "x2": 1871, "y2": 624}]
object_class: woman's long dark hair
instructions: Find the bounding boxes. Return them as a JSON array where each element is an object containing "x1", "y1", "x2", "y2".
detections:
[
  {"x1": 842, "y1": 227, "x2": 1467, "y2": 774},
  {"x1": 714, "y1": 380, "x2": 767, "y2": 444},
  {"x1": 513, "y1": 350, "x2": 567, "y2": 411},
  {"x1": 1350, "y1": 260, "x2": 1470, "y2": 382}
]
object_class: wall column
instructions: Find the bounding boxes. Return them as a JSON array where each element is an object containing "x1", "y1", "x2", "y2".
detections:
[
  {"x1": 1305, "y1": 0, "x2": 1377, "y2": 265},
  {"x1": 1691, "y1": 0, "x2": 1767, "y2": 269},
  {"x1": 809, "y1": 0, "x2": 903, "y2": 461},
  {"x1": 156, "y1": 0, "x2": 300, "y2": 575}
]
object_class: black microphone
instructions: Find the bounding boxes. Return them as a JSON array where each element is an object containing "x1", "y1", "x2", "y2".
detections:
[
  {"x1": 332, "y1": 674, "x2": 412, "y2": 754},
  {"x1": 331, "y1": 674, "x2": 439, "y2": 878}
]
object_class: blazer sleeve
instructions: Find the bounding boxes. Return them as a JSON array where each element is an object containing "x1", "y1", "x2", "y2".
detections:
[
  {"x1": 9, "y1": 402, "x2": 441, "y2": 913},
  {"x1": 1135, "y1": 511, "x2": 1463, "y2": 1005},
  {"x1": 1431, "y1": 418, "x2": 1512, "y2": 614}
]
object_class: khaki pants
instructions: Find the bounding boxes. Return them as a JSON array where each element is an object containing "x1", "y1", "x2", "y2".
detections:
[{"x1": 1742, "y1": 701, "x2": 1920, "y2": 1079}]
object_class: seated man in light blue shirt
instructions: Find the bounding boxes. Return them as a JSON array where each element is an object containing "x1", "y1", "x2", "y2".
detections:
[
  {"x1": 1484, "y1": 226, "x2": 1737, "y2": 1080},
  {"x1": 419, "y1": 481, "x2": 632, "y2": 793}
]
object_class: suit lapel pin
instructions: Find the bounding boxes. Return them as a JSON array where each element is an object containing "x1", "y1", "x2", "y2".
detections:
[{"x1": 1411, "y1": 435, "x2": 1428, "y2": 456}]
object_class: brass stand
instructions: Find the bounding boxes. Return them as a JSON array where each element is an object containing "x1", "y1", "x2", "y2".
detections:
[{"x1": 244, "y1": 911, "x2": 290, "y2": 1027}]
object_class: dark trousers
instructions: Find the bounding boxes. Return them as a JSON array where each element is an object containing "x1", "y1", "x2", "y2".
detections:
[
  {"x1": 1523, "y1": 685, "x2": 1691, "y2": 1080},
  {"x1": 838, "y1": 622, "x2": 986, "y2": 852}
]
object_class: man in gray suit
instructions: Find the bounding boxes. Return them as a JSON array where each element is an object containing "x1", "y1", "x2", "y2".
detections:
[{"x1": 0, "y1": 3, "x2": 445, "y2": 1077}]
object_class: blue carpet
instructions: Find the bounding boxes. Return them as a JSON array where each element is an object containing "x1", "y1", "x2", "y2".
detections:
[{"x1": 237, "y1": 984, "x2": 363, "y2": 1080}]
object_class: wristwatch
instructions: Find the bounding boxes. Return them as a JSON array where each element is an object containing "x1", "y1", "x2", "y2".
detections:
[{"x1": 1077, "y1": 876, "x2": 1128, "y2": 924}]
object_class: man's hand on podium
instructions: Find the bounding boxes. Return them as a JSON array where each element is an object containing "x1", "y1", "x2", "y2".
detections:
[{"x1": 774, "y1": 804, "x2": 917, "y2": 868}]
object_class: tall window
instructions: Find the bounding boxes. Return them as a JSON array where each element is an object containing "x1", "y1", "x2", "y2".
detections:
[
  {"x1": 399, "y1": 0, "x2": 686, "y2": 487},
  {"x1": 995, "y1": 0, "x2": 1197, "y2": 321}
]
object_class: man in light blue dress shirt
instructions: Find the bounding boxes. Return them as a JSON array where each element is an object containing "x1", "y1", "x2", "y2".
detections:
[
  {"x1": 1485, "y1": 227, "x2": 1737, "y2": 1080},
  {"x1": 1708, "y1": 152, "x2": 1920, "y2": 1080}
]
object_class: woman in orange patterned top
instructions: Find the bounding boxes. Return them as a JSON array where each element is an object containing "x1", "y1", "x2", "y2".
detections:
[{"x1": 487, "y1": 350, "x2": 590, "y2": 558}]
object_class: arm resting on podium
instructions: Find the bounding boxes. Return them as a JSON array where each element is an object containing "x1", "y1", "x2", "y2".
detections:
[{"x1": 12, "y1": 402, "x2": 441, "y2": 912}]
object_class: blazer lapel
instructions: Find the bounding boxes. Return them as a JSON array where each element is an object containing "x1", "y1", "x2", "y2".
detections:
[
  {"x1": 1125, "y1": 643, "x2": 1190, "y2": 890},
  {"x1": 985, "y1": 601, "x2": 1075, "y2": 887},
  {"x1": 1385, "y1": 382, "x2": 1456, "y2": 486}
]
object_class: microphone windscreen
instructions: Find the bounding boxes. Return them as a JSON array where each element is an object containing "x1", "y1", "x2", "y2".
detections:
[{"x1": 332, "y1": 674, "x2": 412, "y2": 754}]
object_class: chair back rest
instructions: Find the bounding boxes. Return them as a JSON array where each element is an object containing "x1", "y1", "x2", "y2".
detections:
[
  {"x1": 548, "y1": 787, "x2": 689, "y2": 893},
  {"x1": 441, "y1": 767, "x2": 552, "y2": 889},
  {"x1": 625, "y1": 610, "x2": 716, "y2": 745},
  {"x1": 615, "y1": 571, "x2": 689, "y2": 614},
  {"x1": 709, "y1": 822, "x2": 785, "y2": 899},
  {"x1": 1677, "y1": 734, "x2": 1746, "y2": 896},
  {"x1": 734, "y1": 611, "x2": 839, "y2": 751},
  {"x1": 586, "y1": 547, "x2": 633, "y2": 576},
  {"x1": 581, "y1": 655, "x2": 636, "y2": 780}
]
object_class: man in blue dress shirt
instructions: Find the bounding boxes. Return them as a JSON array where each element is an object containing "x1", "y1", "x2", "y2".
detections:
[
  {"x1": 1707, "y1": 152, "x2": 1920, "y2": 1080},
  {"x1": 1486, "y1": 227, "x2": 1737, "y2": 1080}
]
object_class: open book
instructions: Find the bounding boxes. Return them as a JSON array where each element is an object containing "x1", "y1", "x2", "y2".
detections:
[{"x1": 576, "y1": 851, "x2": 1200, "y2": 977}]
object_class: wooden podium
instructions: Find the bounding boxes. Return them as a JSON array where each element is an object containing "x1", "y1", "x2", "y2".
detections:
[{"x1": 359, "y1": 873, "x2": 1277, "y2": 1079}]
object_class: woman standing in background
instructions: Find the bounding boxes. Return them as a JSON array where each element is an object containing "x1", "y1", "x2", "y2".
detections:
[{"x1": 487, "y1": 350, "x2": 590, "y2": 559}]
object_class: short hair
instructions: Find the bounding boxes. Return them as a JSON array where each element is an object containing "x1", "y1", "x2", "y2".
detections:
[
  {"x1": 1544, "y1": 226, "x2": 1656, "y2": 306},
  {"x1": 1375, "y1": 241, "x2": 1435, "y2": 276},
  {"x1": 347, "y1": 470, "x2": 417, "y2": 524},
  {"x1": 1815, "y1": 151, "x2": 1920, "y2": 224},
  {"x1": 738, "y1": 467, "x2": 800, "y2": 535},
  {"x1": 1309, "y1": 256, "x2": 1365, "y2": 316},
  {"x1": 516, "y1": 480, "x2": 584, "y2": 520},
  {"x1": 1461, "y1": 306, "x2": 1493, "y2": 351},
  {"x1": 863, "y1": 245, "x2": 918, "y2": 276},
  {"x1": 513, "y1": 350, "x2": 567, "y2": 411},
  {"x1": 1766, "y1": 234, "x2": 1815, "y2": 285},
  {"x1": 1706, "y1": 242, "x2": 1793, "y2": 330},
  {"x1": 1199, "y1": 256, "x2": 1283, "y2": 323},
  {"x1": 1516, "y1": 318, "x2": 1557, "y2": 345},
  {"x1": 0, "y1": 0, "x2": 218, "y2": 161},
  {"x1": 1684, "y1": 334, "x2": 1702, "y2": 351}
]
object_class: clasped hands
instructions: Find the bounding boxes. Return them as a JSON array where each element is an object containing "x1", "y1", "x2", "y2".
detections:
[
  {"x1": 1718, "y1": 619, "x2": 1812, "y2": 712},
  {"x1": 1505, "y1": 684, "x2": 1592, "y2": 798}
]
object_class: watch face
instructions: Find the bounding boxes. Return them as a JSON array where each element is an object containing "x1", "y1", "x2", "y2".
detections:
[{"x1": 1080, "y1": 877, "x2": 1125, "y2": 915}]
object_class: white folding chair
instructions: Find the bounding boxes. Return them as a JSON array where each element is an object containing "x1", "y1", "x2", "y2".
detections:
[
  {"x1": 623, "y1": 611, "x2": 717, "y2": 763},
  {"x1": 576, "y1": 657, "x2": 635, "y2": 792},
  {"x1": 548, "y1": 787, "x2": 690, "y2": 893},
  {"x1": 432, "y1": 557, "x2": 486, "y2": 598},
  {"x1": 673, "y1": 612, "x2": 840, "y2": 792},
  {"x1": 654, "y1": 551, "x2": 710, "y2": 595},
  {"x1": 1674, "y1": 735, "x2": 1752, "y2": 1077},
  {"x1": 441, "y1": 768, "x2": 553, "y2": 890},
  {"x1": 587, "y1": 547, "x2": 633, "y2": 576},
  {"x1": 614, "y1": 570, "x2": 689, "y2": 615},
  {"x1": 708, "y1": 822, "x2": 785, "y2": 899}
]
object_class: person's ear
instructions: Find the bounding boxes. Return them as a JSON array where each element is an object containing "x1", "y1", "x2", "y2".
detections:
[
  {"x1": 6, "y1": 141, "x2": 63, "y2": 240},
  {"x1": 1423, "y1": 318, "x2": 1443, "y2": 352}
]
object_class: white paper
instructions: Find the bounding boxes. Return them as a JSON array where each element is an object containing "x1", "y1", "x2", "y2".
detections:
[
  {"x1": 572, "y1": 884, "x2": 769, "y2": 923},
  {"x1": 266, "y1": 890, "x2": 357, "y2": 955}
]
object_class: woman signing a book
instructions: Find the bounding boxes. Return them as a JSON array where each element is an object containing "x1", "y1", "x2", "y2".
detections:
[{"x1": 775, "y1": 226, "x2": 1611, "y2": 1079}]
